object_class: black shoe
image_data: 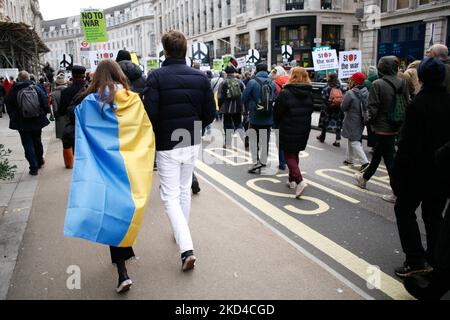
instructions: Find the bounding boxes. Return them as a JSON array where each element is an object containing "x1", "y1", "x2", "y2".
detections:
[
  {"x1": 343, "y1": 160, "x2": 353, "y2": 166},
  {"x1": 181, "y1": 250, "x2": 196, "y2": 272},
  {"x1": 192, "y1": 179, "x2": 201, "y2": 195},
  {"x1": 403, "y1": 274, "x2": 449, "y2": 300},
  {"x1": 316, "y1": 135, "x2": 325, "y2": 143},
  {"x1": 29, "y1": 169, "x2": 38, "y2": 176},
  {"x1": 116, "y1": 276, "x2": 132, "y2": 294},
  {"x1": 333, "y1": 141, "x2": 341, "y2": 147},
  {"x1": 38, "y1": 159, "x2": 45, "y2": 169},
  {"x1": 359, "y1": 162, "x2": 370, "y2": 172},
  {"x1": 395, "y1": 262, "x2": 433, "y2": 278},
  {"x1": 248, "y1": 163, "x2": 265, "y2": 174}
]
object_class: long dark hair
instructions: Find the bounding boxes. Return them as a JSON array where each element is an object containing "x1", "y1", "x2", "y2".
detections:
[
  {"x1": 81, "y1": 60, "x2": 130, "y2": 108},
  {"x1": 327, "y1": 73, "x2": 340, "y2": 87}
]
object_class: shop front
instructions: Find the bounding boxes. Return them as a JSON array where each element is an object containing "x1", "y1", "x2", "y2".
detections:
[
  {"x1": 377, "y1": 21, "x2": 425, "y2": 70},
  {"x1": 271, "y1": 16, "x2": 316, "y2": 67}
]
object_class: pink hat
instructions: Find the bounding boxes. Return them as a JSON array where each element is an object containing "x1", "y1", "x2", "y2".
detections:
[{"x1": 350, "y1": 72, "x2": 366, "y2": 85}]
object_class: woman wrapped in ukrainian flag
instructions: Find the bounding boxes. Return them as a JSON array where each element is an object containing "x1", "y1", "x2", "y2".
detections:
[{"x1": 63, "y1": 60, "x2": 155, "y2": 294}]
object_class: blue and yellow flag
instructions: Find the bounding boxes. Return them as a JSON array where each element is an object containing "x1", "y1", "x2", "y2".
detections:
[{"x1": 64, "y1": 89, "x2": 155, "y2": 247}]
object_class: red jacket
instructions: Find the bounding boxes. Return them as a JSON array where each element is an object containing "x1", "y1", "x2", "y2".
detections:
[
  {"x1": 3, "y1": 80, "x2": 14, "y2": 95},
  {"x1": 274, "y1": 76, "x2": 289, "y2": 93}
]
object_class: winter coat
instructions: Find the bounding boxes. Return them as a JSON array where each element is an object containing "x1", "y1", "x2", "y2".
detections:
[
  {"x1": 3, "y1": 80, "x2": 13, "y2": 95},
  {"x1": 118, "y1": 60, "x2": 146, "y2": 96},
  {"x1": 435, "y1": 141, "x2": 450, "y2": 197},
  {"x1": 241, "y1": 71, "x2": 277, "y2": 126},
  {"x1": 402, "y1": 60, "x2": 421, "y2": 97},
  {"x1": 143, "y1": 58, "x2": 216, "y2": 151},
  {"x1": 390, "y1": 85, "x2": 450, "y2": 198},
  {"x1": 274, "y1": 84, "x2": 314, "y2": 153},
  {"x1": 0, "y1": 83, "x2": 6, "y2": 98},
  {"x1": 218, "y1": 76, "x2": 245, "y2": 114},
  {"x1": 274, "y1": 76, "x2": 289, "y2": 93},
  {"x1": 318, "y1": 84, "x2": 345, "y2": 132},
  {"x1": 342, "y1": 86, "x2": 369, "y2": 142},
  {"x1": 51, "y1": 85, "x2": 67, "y2": 139},
  {"x1": 443, "y1": 59, "x2": 450, "y2": 94},
  {"x1": 5, "y1": 80, "x2": 50, "y2": 131},
  {"x1": 368, "y1": 56, "x2": 409, "y2": 135}
]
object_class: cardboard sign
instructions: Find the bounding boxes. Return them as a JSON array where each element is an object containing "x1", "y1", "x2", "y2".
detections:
[
  {"x1": 81, "y1": 9, "x2": 108, "y2": 43},
  {"x1": 312, "y1": 49, "x2": 339, "y2": 71},
  {"x1": 89, "y1": 50, "x2": 118, "y2": 72},
  {"x1": 236, "y1": 56, "x2": 247, "y2": 69},
  {"x1": 338, "y1": 50, "x2": 362, "y2": 79}
]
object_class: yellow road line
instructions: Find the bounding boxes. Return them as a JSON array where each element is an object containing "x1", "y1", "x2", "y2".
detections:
[{"x1": 196, "y1": 161, "x2": 413, "y2": 300}]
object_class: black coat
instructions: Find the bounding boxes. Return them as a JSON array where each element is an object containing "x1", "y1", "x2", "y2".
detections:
[
  {"x1": 59, "y1": 80, "x2": 87, "y2": 117},
  {"x1": 118, "y1": 60, "x2": 146, "y2": 96},
  {"x1": 391, "y1": 86, "x2": 450, "y2": 197},
  {"x1": 143, "y1": 58, "x2": 216, "y2": 151},
  {"x1": 5, "y1": 80, "x2": 50, "y2": 131},
  {"x1": 274, "y1": 84, "x2": 314, "y2": 153}
]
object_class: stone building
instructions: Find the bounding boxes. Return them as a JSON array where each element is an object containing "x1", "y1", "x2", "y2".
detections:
[{"x1": 42, "y1": 0, "x2": 155, "y2": 70}]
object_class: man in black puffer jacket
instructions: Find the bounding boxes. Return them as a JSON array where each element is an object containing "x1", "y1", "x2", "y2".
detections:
[
  {"x1": 143, "y1": 31, "x2": 215, "y2": 272},
  {"x1": 116, "y1": 50, "x2": 146, "y2": 97}
]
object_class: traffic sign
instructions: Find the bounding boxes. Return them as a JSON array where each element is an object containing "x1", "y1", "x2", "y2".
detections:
[
  {"x1": 81, "y1": 40, "x2": 90, "y2": 49},
  {"x1": 191, "y1": 42, "x2": 208, "y2": 61},
  {"x1": 314, "y1": 38, "x2": 322, "y2": 44},
  {"x1": 246, "y1": 49, "x2": 260, "y2": 64},
  {"x1": 281, "y1": 45, "x2": 293, "y2": 61}
]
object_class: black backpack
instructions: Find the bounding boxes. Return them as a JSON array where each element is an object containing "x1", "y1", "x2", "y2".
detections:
[
  {"x1": 254, "y1": 78, "x2": 276, "y2": 115},
  {"x1": 17, "y1": 85, "x2": 42, "y2": 118}
]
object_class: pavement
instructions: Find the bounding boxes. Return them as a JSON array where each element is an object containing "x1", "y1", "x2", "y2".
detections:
[
  {"x1": 0, "y1": 113, "x2": 53, "y2": 299},
  {"x1": 1, "y1": 114, "x2": 364, "y2": 300}
]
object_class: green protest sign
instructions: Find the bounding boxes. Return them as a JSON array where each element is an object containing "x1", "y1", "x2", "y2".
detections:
[
  {"x1": 146, "y1": 58, "x2": 159, "y2": 72},
  {"x1": 81, "y1": 9, "x2": 108, "y2": 43},
  {"x1": 213, "y1": 59, "x2": 223, "y2": 73}
]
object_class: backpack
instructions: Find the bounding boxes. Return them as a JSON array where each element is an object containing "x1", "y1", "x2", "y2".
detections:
[
  {"x1": 328, "y1": 87, "x2": 343, "y2": 108},
  {"x1": 226, "y1": 79, "x2": 242, "y2": 99},
  {"x1": 254, "y1": 77, "x2": 276, "y2": 114},
  {"x1": 17, "y1": 85, "x2": 42, "y2": 118},
  {"x1": 383, "y1": 78, "x2": 408, "y2": 126}
]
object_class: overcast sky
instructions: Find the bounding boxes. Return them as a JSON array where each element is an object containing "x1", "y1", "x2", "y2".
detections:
[{"x1": 39, "y1": 0, "x2": 132, "y2": 21}]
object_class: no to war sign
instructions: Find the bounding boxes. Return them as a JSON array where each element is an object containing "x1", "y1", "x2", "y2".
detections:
[
  {"x1": 89, "y1": 50, "x2": 119, "y2": 72},
  {"x1": 81, "y1": 9, "x2": 108, "y2": 43},
  {"x1": 338, "y1": 51, "x2": 362, "y2": 79},
  {"x1": 312, "y1": 49, "x2": 339, "y2": 72}
]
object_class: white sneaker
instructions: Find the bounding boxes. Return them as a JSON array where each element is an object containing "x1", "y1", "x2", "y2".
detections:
[
  {"x1": 382, "y1": 194, "x2": 397, "y2": 203},
  {"x1": 116, "y1": 279, "x2": 133, "y2": 294},
  {"x1": 287, "y1": 181, "x2": 296, "y2": 189},
  {"x1": 354, "y1": 173, "x2": 367, "y2": 189},
  {"x1": 295, "y1": 181, "x2": 308, "y2": 199}
]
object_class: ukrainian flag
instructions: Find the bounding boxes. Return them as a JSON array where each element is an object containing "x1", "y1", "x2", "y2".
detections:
[{"x1": 64, "y1": 89, "x2": 155, "y2": 247}]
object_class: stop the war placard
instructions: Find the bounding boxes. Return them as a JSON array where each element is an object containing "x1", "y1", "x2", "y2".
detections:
[
  {"x1": 81, "y1": 9, "x2": 108, "y2": 43},
  {"x1": 89, "y1": 50, "x2": 119, "y2": 72},
  {"x1": 338, "y1": 51, "x2": 362, "y2": 79},
  {"x1": 312, "y1": 49, "x2": 339, "y2": 72}
]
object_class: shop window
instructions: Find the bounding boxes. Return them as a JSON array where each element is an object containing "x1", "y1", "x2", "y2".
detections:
[
  {"x1": 278, "y1": 25, "x2": 310, "y2": 48},
  {"x1": 397, "y1": 0, "x2": 409, "y2": 9},
  {"x1": 322, "y1": 25, "x2": 342, "y2": 48}
]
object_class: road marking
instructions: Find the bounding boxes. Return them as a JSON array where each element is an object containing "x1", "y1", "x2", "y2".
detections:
[
  {"x1": 195, "y1": 171, "x2": 375, "y2": 300},
  {"x1": 307, "y1": 145, "x2": 324, "y2": 151},
  {"x1": 315, "y1": 169, "x2": 390, "y2": 197},
  {"x1": 277, "y1": 173, "x2": 360, "y2": 204},
  {"x1": 339, "y1": 166, "x2": 390, "y2": 185},
  {"x1": 196, "y1": 161, "x2": 413, "y2": 300},
  {"x1": 246, "y1": 177, "x2": 329, "y2": 215}
]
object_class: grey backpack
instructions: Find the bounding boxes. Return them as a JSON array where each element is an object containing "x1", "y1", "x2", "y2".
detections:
[{"x1": 17, "y1": 85, "x2": 41, "y2": 118}]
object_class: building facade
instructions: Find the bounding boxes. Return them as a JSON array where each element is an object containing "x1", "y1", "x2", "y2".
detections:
[
  {"x1": 151, "y1": 0, "x2": 363, "y2": 67},
  {"x1": 42, "y1": 0, "x2": 155, "y2": 70},
  {"x1": 361, "y1": 0, "x2": 450, "y2": 69},
  {"x1": 0, "y1": 0, "x2": 43, "y2": 33}
]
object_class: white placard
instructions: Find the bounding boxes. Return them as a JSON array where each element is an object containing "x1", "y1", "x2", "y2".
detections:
[
  {"x1": 312, "y1": 49, "x2": 339, "y2": 72},
  {"x1": 236, "y1": 56, "x2": 247, "y2": 69},
  {"x1": 89, "y1": 50, "x2": 119, "y2": 72},
  {"x1": 338, "y1": 50, "x2": 362, "y2": 79}
]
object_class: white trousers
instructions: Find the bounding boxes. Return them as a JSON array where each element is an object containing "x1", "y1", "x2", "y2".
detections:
[
  {"x1": 157, "y1": 145, "x2": 200, "y2": 254},
  {"x1": 346, "y1": 140, "x2": 369, "y2": 165}
]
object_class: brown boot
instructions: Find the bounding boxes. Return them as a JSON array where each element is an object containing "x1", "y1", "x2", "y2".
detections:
[{"x1": 63, "y1": 148, "x2": 74, "y2": 169}]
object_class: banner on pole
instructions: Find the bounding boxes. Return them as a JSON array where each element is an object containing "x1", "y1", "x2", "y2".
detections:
[
  {"x1": 81, "y1": 9, "x2": 108, "y2": 43},
  {"x1": 312, "y1": 49, "x2": 339, "y2": 72},
  {"x1": 338, "y1": 50, "x2": 362, "y2": 79}
]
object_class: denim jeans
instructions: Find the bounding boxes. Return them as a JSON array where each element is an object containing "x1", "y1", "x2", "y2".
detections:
[{"x1": 19, "y1": 130, "x2": 44, "y2": 171}]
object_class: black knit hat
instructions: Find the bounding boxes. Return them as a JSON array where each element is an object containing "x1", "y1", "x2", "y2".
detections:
[
  {"x1": 418, "y1": 57, "x2": 446, "y2": 87},
  {"x1": 225, "y1": 65, "x2": 237, "y2": 75},
  {"x1": 116, "y1": 50, "x2": 132, "y2": 63},
  {"x1": 71, "y1": 65, "x2": 86, "y2": 76}
]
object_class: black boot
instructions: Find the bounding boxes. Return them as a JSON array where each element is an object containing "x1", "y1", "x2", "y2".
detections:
[
  {"x1": 116, "y1": 260, "x2": 132, "y2": 294},
  {"x1": 404, "y1": 273, "x2": 450, "y2": 300},
  {"x1": 192, "y1": 174, "x2": 201, "y2": 194}
]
